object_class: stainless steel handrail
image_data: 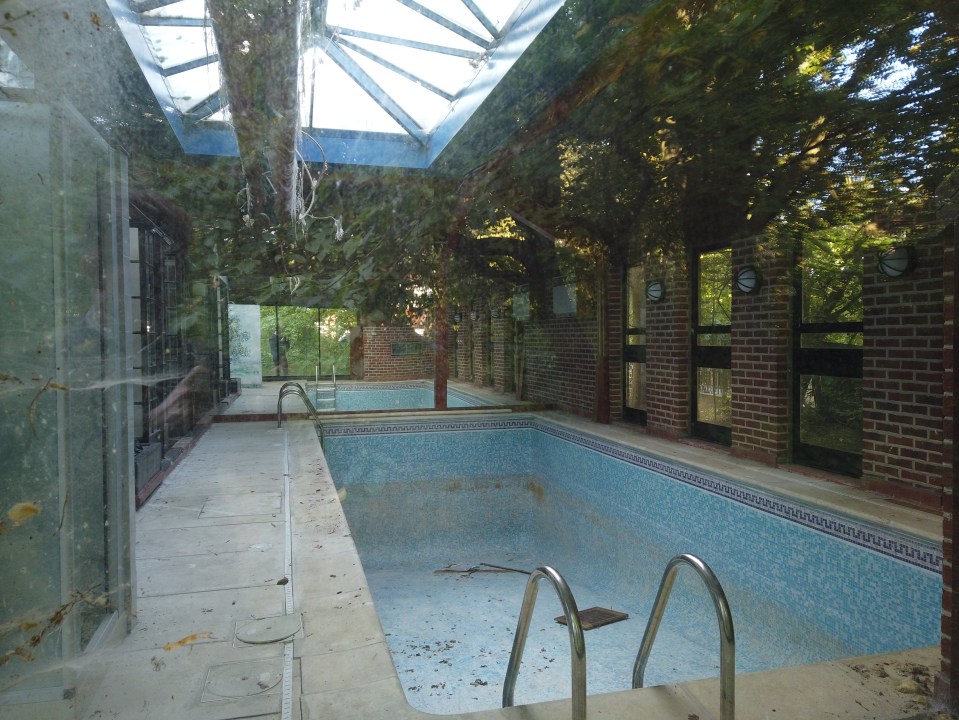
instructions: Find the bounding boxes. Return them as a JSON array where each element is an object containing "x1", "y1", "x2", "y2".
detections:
[
  {"x1": 503, "y1": 566, "x2": 586, "y2": 720},
  {"x1": 276, "y1": 381, "x2": 325, "y2": 448},
  {"x1": 632, "y1": 553, "x2": 735, "y2": 720}
]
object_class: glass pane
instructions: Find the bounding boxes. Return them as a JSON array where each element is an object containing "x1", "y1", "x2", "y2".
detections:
[
  {"x1": 801, "y1": 332, "x2": 864, "y2": 349},
  {"x1": 697, "y1": 332, "x2": 731, "y2": 347},
  {"x1": 802, "y1": 237, "x2": 863, "y2": 324},
  {"x1": 318, "y1": 309, "x2": 357, "y2": 376},
  {"x1": 696, "y1": 367, "x2": 731, "y2": 426},
  {"x1": 626, "y1": 362, "x2": 646, "y2": 411},
  {"x1": 626, "y1": 265, "x2": 645, "y2": 329},
  {"x1": 799, "y1": 375, "x2": 863, "y2": 453},
  {"x1": 698, "y1": 249, "x2": 732, "y2": 327}
]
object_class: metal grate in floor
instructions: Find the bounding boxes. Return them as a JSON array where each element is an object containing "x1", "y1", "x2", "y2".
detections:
[{"x1": 555, "y1": 606, "x2": 629, "y2": 631}]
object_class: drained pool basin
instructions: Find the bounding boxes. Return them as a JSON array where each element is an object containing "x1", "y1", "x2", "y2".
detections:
[{"x1": 323, "y1": 415, "x2": 941, "y2": 714}]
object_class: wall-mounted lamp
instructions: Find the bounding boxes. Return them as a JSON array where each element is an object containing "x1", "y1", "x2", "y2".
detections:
[
  {"x1": 645, "y1": 280, "x2": 665, "y2": 303},
  {"x1": 453, "y1": 311, "x2": 462, "y2": 324},
  {"x1": 877, "y1": 245, "x2": 916, "y2": 278},
  {"x1": 469, "y1": 309, "x2": 479, "y2": 322},
  {"x1": 491, "y1": 308, "x2": 501, "y2": 319},
  {"x1": 733, "y1": 265, "x2": 762, "y2": 294}
]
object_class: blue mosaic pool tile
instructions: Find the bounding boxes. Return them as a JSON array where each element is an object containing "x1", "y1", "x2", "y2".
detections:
[{"x1": 327, "y1": 414, "x2": 940, "y2": 573}]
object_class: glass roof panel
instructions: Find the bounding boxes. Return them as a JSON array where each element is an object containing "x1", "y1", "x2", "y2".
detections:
[
  {"x1": 302, "y1": 47, "x2": 406, "y2": 134},
  {"x1": 344, "y1": 47, "x2": 452, "y2": 130},
  {"x1": 107, "y1": 0, "x2": 567, "y2": 167},
  {"x1": 343, "y1": 34, "x2": 482, "y2": 98},
  {"x1": 164, "y1": 61, "x2": 221, "y2": 113}
]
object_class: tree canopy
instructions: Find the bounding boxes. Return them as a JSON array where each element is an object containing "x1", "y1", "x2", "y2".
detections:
[{"x1": 133, "y1": 0, "x2": 956, "y2": 322}]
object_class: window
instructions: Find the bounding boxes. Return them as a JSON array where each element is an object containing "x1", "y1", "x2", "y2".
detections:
[
  {"x1": 624, "y1": 266, "x2": 647, "y2": 423},
  {"x1": 692, "y1": 248, "x2": 732, "y2": 444},
  {"x1": 793, "y1": 237, "x2": 863, "y2": 475}
]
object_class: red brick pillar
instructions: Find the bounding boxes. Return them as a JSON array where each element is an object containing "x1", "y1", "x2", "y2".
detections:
[
  {"x1": 937, "y1": 199, "x2": 959, "y2": 707},
  {"x1": 454, "y1": 316, "x2": 470, "y2": 381},
  {"x1": 607, "y1": 265, "x2": 624, "y2": 421},
  {"x1": 861, "y1": 235, "x2": 945, "y2": 505},
  {"x1": 646, "y1": 249, "x2": 691, "y2": 438},
  {"x1": 730, "y1": 235, "x2": 791, "y2": 465},
  {"x1": 472, "y1": 302, "x2": 490, "y2": 387},
  {"x1": 491, "y1": 295, "x2": 511, "y2": 393}
]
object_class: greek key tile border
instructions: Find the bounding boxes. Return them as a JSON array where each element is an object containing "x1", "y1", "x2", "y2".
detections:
[
  {"x1": 330, "y1": 381, "x2": 489, "y2": 406},
  {"x1": 323, "y1": 414, "x2": 942, "y2": 573}
]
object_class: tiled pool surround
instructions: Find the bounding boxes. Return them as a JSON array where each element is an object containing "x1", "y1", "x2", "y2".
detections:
[{"x1": 323, "y1": 414, "x2": 941, "y2": 710}]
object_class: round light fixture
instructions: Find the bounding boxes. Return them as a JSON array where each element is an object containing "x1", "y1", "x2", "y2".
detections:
[
  {"x1": 453, "y1": 311, "x2": 461, "y2": 324},
  {"x1": 645, "y1": 280, "x2": 665, "y2": 303},
  {"x1": 877, "y1": 245, "x2": 916, "y2": 278},
  {"x1": 733, "y1": 265, "x2": 762, "y2": 294}
]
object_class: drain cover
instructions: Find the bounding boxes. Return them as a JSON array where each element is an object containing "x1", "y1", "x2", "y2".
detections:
[
  {"x1": 235, "y1": 614, "x2": 301, "y2": 644},
  {"x1": 555, "y1": 607, "x2": 629, "y2": 631},
  {"x1": 202, "y1": 659, "x2": 282, "y2": 700}
]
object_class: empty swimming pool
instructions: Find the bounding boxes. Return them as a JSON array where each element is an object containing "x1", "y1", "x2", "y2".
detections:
[
  {"x1": 312, "y1": 381, "x2": 489, "y2": 412},
  {"x1": 323, "y1": 415, "x2": 941, "y2": 714}
]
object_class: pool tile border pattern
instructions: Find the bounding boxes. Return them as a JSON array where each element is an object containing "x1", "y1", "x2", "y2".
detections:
[{"x1": 323, "y1": 414, "x2": 942, "y2": 574}]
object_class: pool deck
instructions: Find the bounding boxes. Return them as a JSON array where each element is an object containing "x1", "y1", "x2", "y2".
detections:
[{"x1": 65, "y1": 381, "x2": 944, "y2": 720}]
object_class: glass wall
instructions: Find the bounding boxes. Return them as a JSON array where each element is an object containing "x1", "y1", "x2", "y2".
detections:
[
  {"x1": 0, "y1": 100, "x2": 133, "y2": 700},
  {"x1": 259, "y1": 306, "x2": 356, "y2": 380}
]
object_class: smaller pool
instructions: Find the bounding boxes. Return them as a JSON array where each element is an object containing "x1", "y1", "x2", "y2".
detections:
[{"x1": 312, "y1": 381, "x2": 491, "y2": 412}]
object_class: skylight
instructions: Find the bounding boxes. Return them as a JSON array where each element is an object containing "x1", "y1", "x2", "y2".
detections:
[{"x1": 106, "y1": 0, "x2": 565, "y2": 167}]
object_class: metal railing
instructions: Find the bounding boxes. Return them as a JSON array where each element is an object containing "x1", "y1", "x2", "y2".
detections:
[
  {"x1": 276, "y1": 381, "x2": 325, "y2": 449},
  {"x1": 632, "y1": 553, "x2": 735, "y2": 720},
  {"x1": 503, "y1": 566, "x2": 586, "y2": 720}
]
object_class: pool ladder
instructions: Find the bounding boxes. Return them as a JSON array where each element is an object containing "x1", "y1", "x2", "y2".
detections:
[
  {"x1": 313, "y1": 365, "x2": 337, "y2": 411},
  {"x1": 502, "y1": 553, "x2": 735, "y2": 720},
  {"x1": 276, "y1": 381, "x2": 326, "y2": 449}
]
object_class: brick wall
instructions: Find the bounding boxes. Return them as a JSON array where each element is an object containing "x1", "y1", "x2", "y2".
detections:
[
  {"x1": 862, "y1": 235, "x2": 945, "y2": 502},
  {"x1": 361, "y1": 325, "x2": 434, "y2": 381},
  {"x1": 644, "y1": 252, "x2": 691, "y2": 438},
  {"x1": 522, "y1": 314, "x2": 598, "y2": 417},
  {"x1": 730, "y1": 236, "x2": 792, "y2": 464}
]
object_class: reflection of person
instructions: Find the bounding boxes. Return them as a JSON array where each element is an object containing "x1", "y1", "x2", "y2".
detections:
[{"x1": 270, "y1": 329, "x2": 290, "y2": 375}]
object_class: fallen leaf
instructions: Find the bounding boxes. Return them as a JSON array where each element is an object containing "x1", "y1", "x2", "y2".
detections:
[
  {"x1": 8, "y1": 502, "x2": 40, "y2": 524},
  {"x1": 163, "y1": 632, "x2": 212, "y2": 651}
]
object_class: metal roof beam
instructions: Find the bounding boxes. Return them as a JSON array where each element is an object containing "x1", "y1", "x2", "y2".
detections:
[
  {"x1": 323, "y1": 37, "x2": 427, "y2": 145},
  {"x1": 460, "y1": 0, "x2": 500, "y2": 39},
  {"x1": 133, "y1": 0, "x2": 186, "y2": 12},
  {"x1": 160, "y1": 53, "x2": 218, "y2": 77},
  {"x1": 138, "y1": 15, "x2": 208, "y2": 27},
  {"x1": 336, "y1": 36, "x2": 453, "y2": 101},
  {"x1": 330, "y1": 27, "x2": 484, "y2": 61},
  {"x1": 393, "y1": 0, "x2": 491, "y2": 49},
  {"x1": 183, "y1": 90, "x2": 223, "y2": 123}
]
